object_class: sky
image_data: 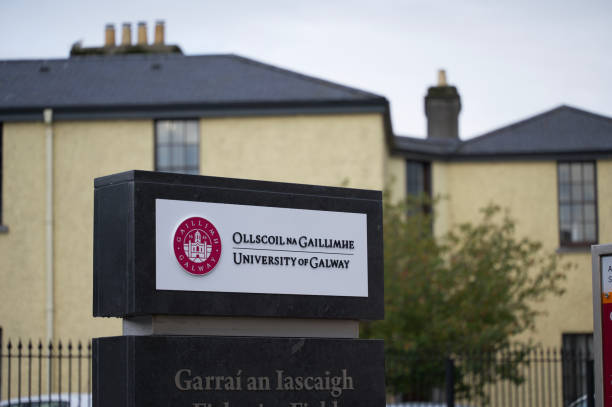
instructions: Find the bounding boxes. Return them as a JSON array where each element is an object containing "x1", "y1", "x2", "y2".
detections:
[{"x1": 1, "y1": 0, "x2": 611, "y2": 139}]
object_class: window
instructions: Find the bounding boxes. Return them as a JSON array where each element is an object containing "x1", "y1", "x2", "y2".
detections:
[
  {"x1": 155, "y1": 120, "x2": 199, "y2": 175},
  {"x1": 561, "y1": 333, "x2": 593, "y2": 406},
  {"x1": 406, "y1": 160, "x2": 431, "y2": 214},
  {"x1": 558, "y1": 161, "x2": 597, "y2": 246}
]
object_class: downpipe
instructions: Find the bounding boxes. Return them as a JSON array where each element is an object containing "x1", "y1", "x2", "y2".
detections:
[{"x1": 43, "y1": 108, "x2": 54, "y2": 342}]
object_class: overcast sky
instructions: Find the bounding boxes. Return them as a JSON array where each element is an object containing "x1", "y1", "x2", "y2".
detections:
[{"x1": 1, "y1": 0, "x2": 611, "y2": 139}]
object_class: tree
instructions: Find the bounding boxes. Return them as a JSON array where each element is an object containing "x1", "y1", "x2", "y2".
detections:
[{"x1": 361, "y1": 194, "x2": 572, "y2": 400}]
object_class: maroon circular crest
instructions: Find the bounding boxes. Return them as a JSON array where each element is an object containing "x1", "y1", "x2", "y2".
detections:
[{"x1": 173, "y1": 216, "x2": 222, "y2": 275}]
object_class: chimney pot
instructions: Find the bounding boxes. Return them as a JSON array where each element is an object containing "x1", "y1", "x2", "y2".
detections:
[
  {"x1": 121, "y1": 23, "x2": 132, "y2": 46},
  {"x1": 137, "y1": 22, "x2": 148, "y2": 45},
  {"x1": 437, "y1": 69, "x2": 447, "y2": 86},
  {"x1": 104, "y1": 24, "x2": 115, "y2": 47},
  {"x1": 154, "y1": 20, "x2": 165, "y2": 45}
]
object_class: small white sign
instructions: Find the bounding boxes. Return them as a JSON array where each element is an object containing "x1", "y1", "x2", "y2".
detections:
[
  {"x1": 155, "y1": 199, "x2": 368, "y2": 297},
  {"x1": 603, "y1": 255, "x2": 612, "y2": 294}
]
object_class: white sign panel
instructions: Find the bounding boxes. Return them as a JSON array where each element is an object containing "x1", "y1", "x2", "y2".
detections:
[
  {"x1": 603, "y1": 255, "x2": 612, "y2": 295},
  {"x1": 155, "y1": 199, "x2": 368, "y2": 297}
]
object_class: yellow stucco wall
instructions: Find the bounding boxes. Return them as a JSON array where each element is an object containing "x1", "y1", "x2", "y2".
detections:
[
  {"x1": 0, "y1": 120, "x2": 154, "y2": 342},
  {"x1": 53, "y1": 120, "x2": 154, "y2": 340},
  {"x1": 0, "y1": 113, "x2": 387, "y2": 342},
  {"x1": 429, "y1": 159, "x2": 612, "y2": 348},
  {"x1": 0, "y1": 123, "x2": 47, "y2": 340},
  {"x1": 433, "y1": 161, "x2": 559, "y2": 245},
  {"x1": 598, "y1": 160, "x2": 612, "y2": 244},
  {"x1": 385, "y1": 155, "x2": 406, "y2": 202},
  {"x1": 432, "y1": 162, "x2": 450, "y2": 239},
  {"x1": 200, "y1": 114, "x2": 386, "y2": 190}
]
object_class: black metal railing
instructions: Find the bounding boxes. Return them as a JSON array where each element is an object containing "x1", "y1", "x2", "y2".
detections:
[
  {"x1": 0, "y1": 334, "x2": 596, "y2": 406},
  {"x1": 387, "y1": 348, "x2": 595, "y2": 407},
  {"x1": 0, "y1": 333, "x2": 91, "y2": 406}
]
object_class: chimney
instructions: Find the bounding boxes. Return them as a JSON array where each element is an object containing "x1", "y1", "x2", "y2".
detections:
[
  {"x1": 104, "y1": 24, "x2": 115, "y2": 47},
  {"x1": 425, "y1": 69, "x2": 461, "y2": 139},
  {"x1": 137, "y1": 22, "x2": 148, "y2": 45},
  {"x1": 154, "y1": 21, "x2": 165, "y2": 45},
  {"x1": 121, "y1": 23, "x2": 132, "y2": 46}
]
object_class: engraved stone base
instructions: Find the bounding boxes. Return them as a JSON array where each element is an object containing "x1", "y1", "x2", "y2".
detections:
[{"x1": 93, "y1": 335, "x2": 384, "y2": 407}]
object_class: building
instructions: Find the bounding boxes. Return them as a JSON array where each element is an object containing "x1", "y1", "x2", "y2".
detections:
[
  {"x1": 388, "y1": 71, "x2": 612, "y2": 351},
  {"x1": 184, "y1": 230, "x2": 209, "y2": 262},
  {"x1": 0, "y1": 22, "x2": 392, "y2": 343},
  {"x1": 0, "y1": 22, "x2": 610, "y2": 357}
]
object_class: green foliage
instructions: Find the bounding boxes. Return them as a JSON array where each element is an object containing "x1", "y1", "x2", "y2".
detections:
[{"x1": 361, "y1": 194, "x2": 572, "y2": 398}]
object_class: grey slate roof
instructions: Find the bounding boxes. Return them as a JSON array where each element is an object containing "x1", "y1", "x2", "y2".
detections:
[
  {"x1": 0, "y1": 53, "x2": 387, "y2": 120},
  {"x1": 394, "y1": 106, "x2": 612, "y2": 160},
  {"x1": 394, "y1": 135, "x2": 460, "y2": 160}
]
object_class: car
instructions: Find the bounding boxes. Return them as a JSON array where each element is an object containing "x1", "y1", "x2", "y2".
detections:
[
  {"x1": 568, "y1": 394, "x2": 593, "y2": 407},
  {"x1": 386, "y1": 401, "x2": 474, "y2": 407},
  {"x1": 387, "y1": 403, "x2": 472, "y2": 407},
  {"x1": 0, "y1": 393, "x2": 91, "y2": 407},
  {"x1": 387, "y1": 404, "x2": 447, "y2": 407}
]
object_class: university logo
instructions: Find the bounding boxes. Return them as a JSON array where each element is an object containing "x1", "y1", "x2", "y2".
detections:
[{"x1": 173, "y1": 216, "x2": 222, "y2": 275}]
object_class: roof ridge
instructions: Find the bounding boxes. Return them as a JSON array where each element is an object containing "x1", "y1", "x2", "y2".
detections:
[
  {"x1": 0, "y1": 57, "x2": 70, "y2": 63},
  {"x1": 65, "y1": 53, "x2": 225, "y2": 63},
  {"x1": 559, "y1": 104, "x2": 612, "y2": 125},
  {"x1": 226, "y1": 54, "x2": 385, "y2": 100},
  {"x1": 0, "y1": 53, "x2": 234, "y2": 64}
]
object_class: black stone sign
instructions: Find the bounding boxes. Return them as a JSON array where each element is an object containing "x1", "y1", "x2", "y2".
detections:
[
  {"x1": 93, "y1": 170, "x2": 383, "y2": 320},
  {"x1": 93, "y1": 336, "x2": 385, "y2": 407}
]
